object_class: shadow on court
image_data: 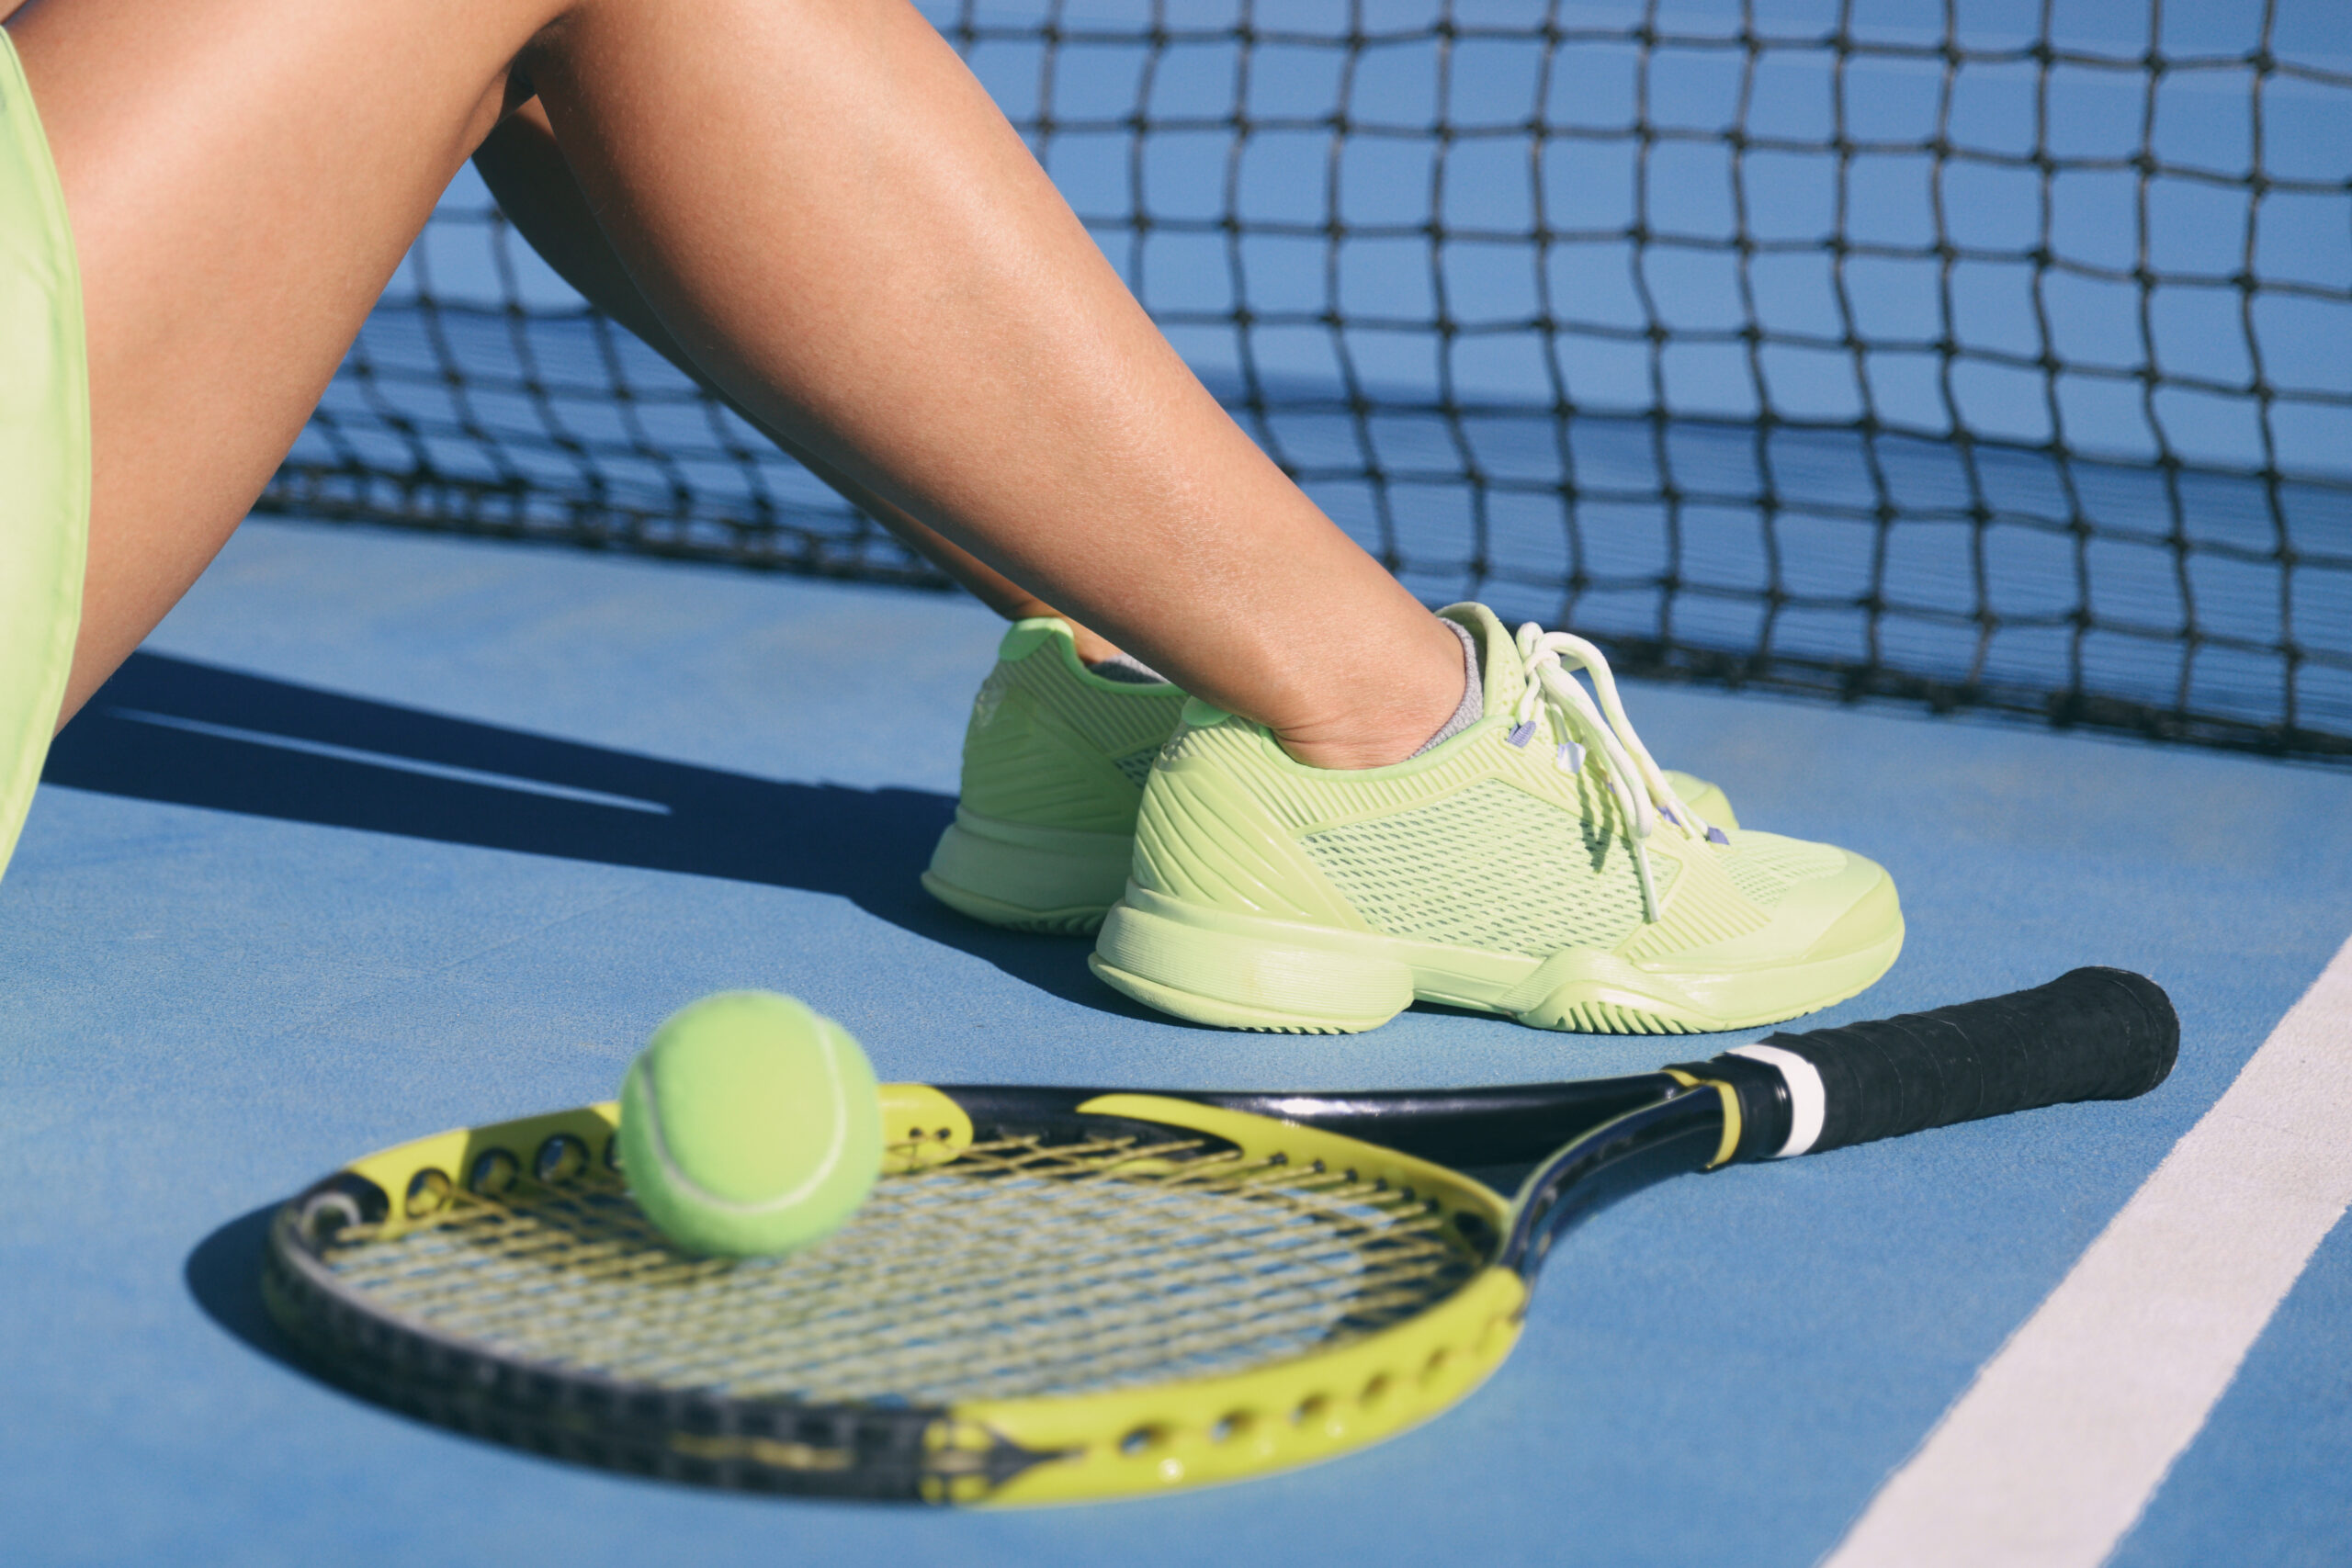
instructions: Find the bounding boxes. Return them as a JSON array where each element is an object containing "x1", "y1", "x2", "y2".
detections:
[
  {"x1": 184, "y1": 1204, "x2": 608, "y2": 1472},
  {"x1": 44, "y1": 652, "x2": 1141, "y2": 1015},
  {"x1": 185, "y1": 1206, "x2": 302, "y2": 1374}
]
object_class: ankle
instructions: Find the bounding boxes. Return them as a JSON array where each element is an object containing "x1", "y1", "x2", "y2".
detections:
[
  {"x1": 1069, "y1": 627, "x2": 1128, "y2": 668},
  {"x1": 1272, "y1": 615, "x2": 1471, "y2": 771}
]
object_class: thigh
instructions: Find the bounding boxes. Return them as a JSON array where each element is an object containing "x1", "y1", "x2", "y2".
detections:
[{"x1": 6, "y1": 0, "x2": 556, "y2": 719}]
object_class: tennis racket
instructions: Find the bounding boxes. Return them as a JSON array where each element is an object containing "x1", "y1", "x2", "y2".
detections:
[{"x1": 261, "y1": 966, "x2": 2175, "y2": 1506}]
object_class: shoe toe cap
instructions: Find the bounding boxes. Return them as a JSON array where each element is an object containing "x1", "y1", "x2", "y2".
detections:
[
  {"x1": 1790, "y1": 851, "x2": 1901, "y2": 962},
  {"x1": 1669, "y1": 836, "x2": 1901, "y2": 966}
]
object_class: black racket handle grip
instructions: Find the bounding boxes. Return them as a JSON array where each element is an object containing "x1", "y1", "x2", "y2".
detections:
[{"x1": 1674, "y1": 968, "x2": 2177, "y2": 1161}]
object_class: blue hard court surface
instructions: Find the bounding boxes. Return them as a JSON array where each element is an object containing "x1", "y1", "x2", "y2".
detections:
[{"x1": 5, "y1": 518, "x2": 2349, "y2": 1565}]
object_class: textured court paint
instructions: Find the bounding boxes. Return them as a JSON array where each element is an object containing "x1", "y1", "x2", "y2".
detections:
[
  {"x1": 6, "y1": 520, "x2": 2351, "y2": 1566},
  {"x1": 1821, "y1": 934, "x2": 2352, "y2": 1568}
]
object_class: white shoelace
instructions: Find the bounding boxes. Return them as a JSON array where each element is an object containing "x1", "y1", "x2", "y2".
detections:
[{"x1": 1503, "y1": 623, "x2": 1725, "y2": 921}]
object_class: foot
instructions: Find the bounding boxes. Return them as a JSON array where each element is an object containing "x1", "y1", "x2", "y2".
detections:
[
  {"x1": 925, "y1": 616, "x2": 1744, "y2": 936},
  {"x1": 1088, "y1": 604, "x2": 1901, "y2": 1032}
]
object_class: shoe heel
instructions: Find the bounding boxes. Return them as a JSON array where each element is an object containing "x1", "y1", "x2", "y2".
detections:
[
  {"x1": 922, "y1": 810, "x2": 1134, "y2": 934},
  {"x1": 1091, "y1": 900, "x2": 1412, "y2": 1033}
]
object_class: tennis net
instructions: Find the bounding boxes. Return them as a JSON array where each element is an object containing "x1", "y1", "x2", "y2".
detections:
[{"x1": 263, "y1": 0, "x2": 2352, "y2": 760}]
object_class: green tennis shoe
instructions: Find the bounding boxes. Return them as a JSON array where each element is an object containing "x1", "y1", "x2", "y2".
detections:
[
  {"x1": 926, "y1": 615, "x2": 1744, "y2": 937},
  {"x1": 1089, "y1": 604, "x2": 1902, "y2": 1034},
  {"x1": 923, "y1": 619, "x2": 1192, "y2": 933}
]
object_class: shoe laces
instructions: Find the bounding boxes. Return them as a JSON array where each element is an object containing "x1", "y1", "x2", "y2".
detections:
[{"x1": 1504, "y1": 623, "x2": 1724, "y2": 921}]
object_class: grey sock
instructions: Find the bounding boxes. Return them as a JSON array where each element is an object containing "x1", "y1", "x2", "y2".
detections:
[
  {"x1": 1410, "y1": 618, "x2": 1485, "y2": 757},
  {"x1": 1087, "y1": 650, "x2": 1170, "y2": 685}
]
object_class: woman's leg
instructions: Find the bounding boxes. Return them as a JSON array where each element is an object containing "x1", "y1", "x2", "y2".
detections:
[
  {"x1": 14, "y1": 0, "x2": 538, "y2": 721},
  {"x1": 473, "y1": 103, "x2": 1132, "y2": 667},
  {"x1": 13, "y1": 0, "x2": 1897, "y2": 1036},
  {"x1": 17, "y1": 0, "x2": 1460, "y2": 764}
]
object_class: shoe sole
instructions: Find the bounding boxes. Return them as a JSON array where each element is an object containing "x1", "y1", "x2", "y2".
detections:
[
  {"x1": 1089, "y1": 881, "x2": 1904, "y2": 1035},
  {"x1": 922, "y1": 808, "x2": 1133, "y2": 935}
]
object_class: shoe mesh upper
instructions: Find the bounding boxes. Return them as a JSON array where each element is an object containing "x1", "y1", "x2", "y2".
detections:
[
  {"x1": 1301, "y1": 779, "x2": 1666, "y2": 956},
  {"x1": 1719, "y1": 832, "x2": 1848, "y2": 909},
  {"x1": 1152, "y1": 714, "x2": 1845, "y2": 961}
]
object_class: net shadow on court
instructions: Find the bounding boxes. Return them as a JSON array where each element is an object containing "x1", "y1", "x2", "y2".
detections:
[{"x1": 41, "y1": 653, "x2": 1132, "y2": 1014}]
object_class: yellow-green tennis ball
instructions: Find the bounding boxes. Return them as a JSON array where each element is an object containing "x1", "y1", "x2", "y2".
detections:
[{"x1": 617, "y1": 990, "x2": 882, "y2": 1258}]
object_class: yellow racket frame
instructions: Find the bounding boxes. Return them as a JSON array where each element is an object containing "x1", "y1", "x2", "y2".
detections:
[{"x1": 310, "y1": 1084, "x2": 1528, "y2": 1506}]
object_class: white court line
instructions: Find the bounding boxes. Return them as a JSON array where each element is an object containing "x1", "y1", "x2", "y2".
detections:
[
  {"x1": 108, "y1": 708, "x2": 672, "y2": 815},
  {"x1": 1821, "y1": 933, "x2": 2352, "y2": 1568}
]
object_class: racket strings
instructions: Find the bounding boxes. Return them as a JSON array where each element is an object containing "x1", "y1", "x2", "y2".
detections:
[
  {"x1": 316, "y1": 1131, "x2": 1480, "y2": 1404},
  {"x1": 356, "y1": 1161, "x2": 1460, "y2": 1400}
]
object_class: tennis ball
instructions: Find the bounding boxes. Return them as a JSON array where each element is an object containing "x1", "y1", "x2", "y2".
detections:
[{"x1": 617, "y1": 990, "x2": 882, "y2": 1257}]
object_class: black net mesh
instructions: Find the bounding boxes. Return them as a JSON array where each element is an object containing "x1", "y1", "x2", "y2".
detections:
[{"x1": 262, "y1": 0, "x2": 2352, "y2": 759}]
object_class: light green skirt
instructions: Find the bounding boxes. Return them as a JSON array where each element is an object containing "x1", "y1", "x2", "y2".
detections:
[{"x1": 0, "y1": 29, "x2": 88, "y2": 885}]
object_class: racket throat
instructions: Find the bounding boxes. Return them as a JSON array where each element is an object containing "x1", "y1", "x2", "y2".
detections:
[{"x1": 1497, "y1": 1090, "x2": 1727, "y2": 1280}]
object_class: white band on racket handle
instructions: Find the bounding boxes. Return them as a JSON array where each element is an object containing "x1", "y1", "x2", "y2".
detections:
[{"x1": 1726, "y1": 1043, "x2": 1826, "y2": 1158}]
